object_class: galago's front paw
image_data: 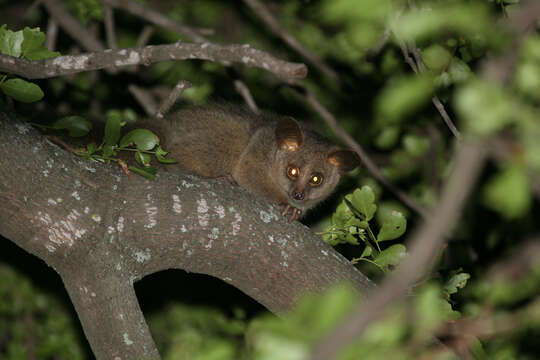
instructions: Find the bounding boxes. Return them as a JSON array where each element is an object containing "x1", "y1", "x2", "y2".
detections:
[{"x1": 280, "y1": 204, "x2": 302, "y2": 222}]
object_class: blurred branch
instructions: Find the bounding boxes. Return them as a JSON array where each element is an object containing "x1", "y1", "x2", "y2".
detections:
[
  {"x1": 103, "y1": 0, "x2": 264, "y2": 113},
  {"x1": 242, "y1": 0, "x2": 339, "y2": 83},
  {"x1": 0, "y1": 42, "x2": 307, "y2": 80},
  {"x1": 234, "y1": 79, "x2": 260, "y2": 114},
  {"x1": 45, "y1": 18, "x2": 58, "y2": 51},
  {"x1": 102, "y1": 0, "x2": 211, "y2": 42},
  {"x1": 482, "y1": 0, "x2": 540, "y2": 84},
  {"x1": 289, "y1": 82, "x2": 430, "y2": 219},
  {"x1": 397, "y1": 36, "x2": 462, "y2": 140},
  {"x1": 128, "y1": 85, "x2": 157, "y2": 116},
  {"x1": 102, "y1": 1, "x2": 118, "y2": 50},
  {"x1": 41, "y1": 0, "x2": 104, "y2": 51}
]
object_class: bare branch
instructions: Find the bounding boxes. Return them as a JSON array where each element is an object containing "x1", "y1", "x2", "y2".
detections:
[
  {"x1": 136, "y1": 26, "x2": 154, "y2": 47},
  {"x1": 45, "y1": 18, "x2": 58, "y2": 51},
  {"x1": 128, "y1": 84, "x2": 158, "y2": 116},
  {"x1": 102, "y1": 0, "x2": 208, "y2": 43},
  {"x1": 0, "y1": 42, "x2": 308, "y2": 80},
  {"x1": 397, "y1": 36, "x2": 462, "y2": 140},
  {"x1": 41, "y1": 0, "x2": 105, "y2": 51},
  {"x1": 234, "y1": 79, "x2": 260, "y2": 114},
  {"x1": 155, "y1": 80, "x2": 192, "y2": 119},
  {"x1": 242, "y1": 0, "x2": 339, "y2": 82},
  {"x1": 102, "y1": 1, "x2": 118, "y2": 50}
]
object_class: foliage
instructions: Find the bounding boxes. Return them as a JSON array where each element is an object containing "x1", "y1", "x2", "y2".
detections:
[
  {"x1": 321, "y1": 185, "x2": 407, "y2": 273},
  {"x1": 32, "y1": 109, "x2": 177, "y2": 180},
  {"x1": 0, "y1": 263, "x2": 88, "y2": 359},
  {"x1": 1, "y1": 0, "x2": 539, "y2": 358},
  {"x1": 0, "y1": 26, "x2": 59, "y2": 103}
]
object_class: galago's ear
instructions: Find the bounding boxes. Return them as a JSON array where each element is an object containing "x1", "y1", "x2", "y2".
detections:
[
  {"x1": 276, "y1": 116, "x2": 304, "y2": 152},
  {"x1": 327, "y1": 150, "x2": 361, "y2": 174}
]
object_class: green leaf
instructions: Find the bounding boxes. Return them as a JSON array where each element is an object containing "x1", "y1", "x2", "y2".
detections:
[
  {"x1": 345, "y1": 186, "x2": 377, "y2": 221},
  {"x1": 456, "y1": 80, "x2": 514, "y2": 136},
  {"x1": 395, "y1": 2, "x2": 490, "y2": 43},
  {"x1": 444, "y1": 272, "x2": 470, "y2": 295},
  {"x1": 359, "y1": 246, "x2": 373, "y2": 258},
  {"x1": 414, "y1": 284, "x2": 460, "y2": 338},
  {"x1": 0, "y1": 78, "x2": 44, "y2": 103},
  {"x1": 21, "y1": 27, "x2": 44, "y2": 55},
  {"x1": 104, "y1": 111, "x2": 123, "y2": 145},
  {"x1": 374, "y1": 126, "x2": 400, "y2": 149},
  {"x1": 102, "y1": 144, "x2": 116, "y2": 158},
  {"x1": 0, "y1": 25, "x2": 23, "y2": 57},
  {"x1": 129, "y1": 166, "x2": 156, "y2": 180},
  {"x1": 376, "y1": 74, "x2": 435, "y2": 125},
  {"x1": 51, "y1": 116, "x2": 92, "y2": 137},
  {"x1": 373, "y1": 244, "x2": 407, "y2": 267},
  {"x1": 422, "y1": 44, "x2": 452, "y2": 73},
  {"x1": 24, "y1": 48, "x2": 60, "y2": 60},
  {"x1": 135, "y1": 151, "x2": 151, "y2": 166},
  {"x1": 447, "y1": 58, "x2": 471, "y2": 83},
  {"x1": 377, "y1": 210, "x2": 407, "y2": 242},
  {"x1": 402, "y1": 134, "x2": 429, "y2": 157},
  {"x1": 482, "y1": 165, "x2": 531, "y2": 219},
  {"x1": 87, "y1": 142, "x2": 97, "y2": 155},
  {"x1": 156, "y1": 151, "x2": 178, "y2": 164},
  {"x1": 119, "y1": 129, "x2": 159, "y2": 151}
]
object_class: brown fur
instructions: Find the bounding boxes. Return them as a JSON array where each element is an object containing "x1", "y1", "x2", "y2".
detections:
[{"x1": 142, "y1": 104, "x2": 360, "y2": 220}]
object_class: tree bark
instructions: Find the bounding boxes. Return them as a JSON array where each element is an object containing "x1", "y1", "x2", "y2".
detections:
[{"x1": 0, "y1": 110, "x2": 373, "y2": 358}]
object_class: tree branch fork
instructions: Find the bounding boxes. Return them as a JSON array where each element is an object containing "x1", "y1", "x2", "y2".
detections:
[{"x1": 0, "y1": 111, "x2": 373, "y2": 358}]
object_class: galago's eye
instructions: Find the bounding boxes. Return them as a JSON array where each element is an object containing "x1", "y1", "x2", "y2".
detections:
[
  {"x1": 309, "y1": 173, "x2": 323, "y2": 186},
  {"x1": 286, "y1": 166, "x2": 299, "y2": 180}
]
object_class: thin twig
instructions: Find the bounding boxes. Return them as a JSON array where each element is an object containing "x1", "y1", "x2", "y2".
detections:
[
  {"x1": 102, "y1": 2, "x2": 118, "y2": 50},
  {"x1": 45, "y1": 18, "x2": 58, "y2": 51},
  {"x1": 136, "y1": 26, "x2": 154, "y2": 47},
  {"x1": 128, "y1": 85, "x2": 157, "y2": 116},
  {"x1": 155, "y1": 80, "x2": 192, "y2": 119},
  {"x1": 397, "y1": 38, "x2": 418, "y2": 73},
  {"x1": 289, "y1": 82, "x2": 430, "y2": 219},
  {"x1": 397, "y1": 35, "x2": 462, "y2": 140},
  {"x1": 41, "y1": 0, "x2": 104, "y2": 51},
  {"x1": 102, "y1": 0, "x2": 207, "y2": 43},
  {"x1": 242, "y1": 0, "x2": 339, "y2": 83},
  {"x1": 234, "y1": 80, "x2": 260, "y2": 114},
  {"x1": 104, "y1": 0, "x2": 264, "y2": 113},
  {"x1": 311, "y1": 141, "x2": 486, "y2": 360}
]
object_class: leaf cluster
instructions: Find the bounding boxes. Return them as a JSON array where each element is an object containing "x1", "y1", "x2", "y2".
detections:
[
  {"x1": 321, "y1": 186, "x2": 407, "y2": 272},
  {"x1": 0, "y1": 26, "x2": 59, "y2": 103},
  {"x1": 34, "y1": 109, "x2": 177, "y2": 180}
]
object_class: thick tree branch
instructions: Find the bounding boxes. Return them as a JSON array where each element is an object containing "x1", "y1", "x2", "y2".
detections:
[
  {"x1": 0, "y1": 111, "x2": 373, "y2": 358},
  {"x1": 0, "y1": 42, "x2": 308, "y2": 80}
]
